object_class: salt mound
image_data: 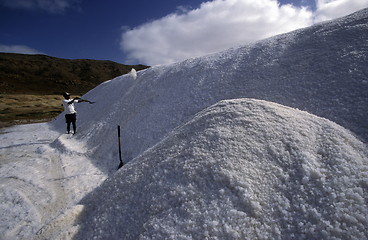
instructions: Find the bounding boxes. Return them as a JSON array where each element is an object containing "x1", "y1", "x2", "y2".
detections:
[
  {"x1": 51, "y1": 8, "x2": 368, "y2": 173},
  {"x1": 74, "y1": 99, "x2": 368, "y2": 240}
]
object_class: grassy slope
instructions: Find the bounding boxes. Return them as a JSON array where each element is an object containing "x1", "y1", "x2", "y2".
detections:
[
  {"x1": 0, "y1": 94, "x2": 63, "y2": 128},
  {"x1": 0, "y1": 53, "x2": 149, "y2": 128}
]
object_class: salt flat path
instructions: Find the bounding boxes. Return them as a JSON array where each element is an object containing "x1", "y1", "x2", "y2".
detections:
[{"x1": 0, "y1": 123, "x2": 106, "y2": 239}]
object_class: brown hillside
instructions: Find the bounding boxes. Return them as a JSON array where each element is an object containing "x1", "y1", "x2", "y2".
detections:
[
  {"x1": 0, "y1": 53, "x2": 149, "y2": 128},
  {"x1": 0, "y1": 52, "x2": 149, "y2": 95}
]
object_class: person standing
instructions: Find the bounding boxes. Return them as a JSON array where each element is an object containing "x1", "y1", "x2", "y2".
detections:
[{"x1": 62, "y1": 92, "x2": 94, "y2": 134}]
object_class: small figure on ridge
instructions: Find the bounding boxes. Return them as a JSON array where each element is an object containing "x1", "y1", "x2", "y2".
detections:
[{"x1": 62, "y1": 92, "x2": 94, "y2": 134}]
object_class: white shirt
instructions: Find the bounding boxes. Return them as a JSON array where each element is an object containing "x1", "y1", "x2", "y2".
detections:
[{"x1": 62, "y1": 99, "x2": 79, "y2": 114}]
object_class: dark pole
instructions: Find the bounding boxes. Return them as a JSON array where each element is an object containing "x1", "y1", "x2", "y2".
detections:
[{"x1": 118, "y1": 125, "x2": 124, "y2": 169}]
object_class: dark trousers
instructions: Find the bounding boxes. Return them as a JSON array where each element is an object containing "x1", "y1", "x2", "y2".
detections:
[{"x1": 65, "y1": 113, "x2": 77, "y2": 133}]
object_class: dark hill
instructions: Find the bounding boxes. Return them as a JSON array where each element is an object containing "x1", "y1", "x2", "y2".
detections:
[{"x1": 0, "y1": 53, "x2": 149, "y2": 95}]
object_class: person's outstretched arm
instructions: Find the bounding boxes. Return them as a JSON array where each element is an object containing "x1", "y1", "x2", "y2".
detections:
[{"x1": 77, "y1": 97, "x2": 95, "y2": 104}]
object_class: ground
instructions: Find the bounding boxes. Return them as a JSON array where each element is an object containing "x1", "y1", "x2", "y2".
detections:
[{"x1": 0, "y1": 94, "x2": 63, "y2": 128}]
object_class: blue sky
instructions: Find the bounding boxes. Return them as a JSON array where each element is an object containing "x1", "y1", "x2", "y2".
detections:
[{"x1": 0, "y1": 0, "x2": 367, "y2": 65}]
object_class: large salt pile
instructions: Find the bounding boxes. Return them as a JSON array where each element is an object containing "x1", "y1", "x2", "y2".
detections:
[
  {"x1": 51, "y1": 8, "x2": 368, "y2": 173},
  {"x1": 74, "y1": 99, "x2": 368, "y2": 239}
]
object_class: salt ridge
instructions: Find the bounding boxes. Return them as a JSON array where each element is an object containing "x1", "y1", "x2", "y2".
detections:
[{"x1": 51, "y1": 8, "x2": 368, "y2": 174}]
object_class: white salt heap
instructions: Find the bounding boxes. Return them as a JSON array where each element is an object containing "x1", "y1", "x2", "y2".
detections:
[
  {"x1": 0, "y1": 8, "x2": 367, "y2": 240},
  {"x1": 50, "y1": 8, "x2": 368, "y2": 172},
  {"x1": 74, "y1": 99, "x2": 368, "y2": 240}
]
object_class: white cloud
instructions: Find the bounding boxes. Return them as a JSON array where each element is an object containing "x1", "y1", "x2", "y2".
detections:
[
  {"x1": 314, "y1": 0, "x2": 368, "y2": 22},
  {"x1": 0, "y1": 44, "x2": 44, "y2": 54},
  {"x1": 0, "y1": 0, "x2": 77, "y2": 13},
  {"x1": 121, "y1": 0, "x2": 313, "y2": 66},
  {"x1": 120, "y1": 0, "x2": 367, "y2": 66}
]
